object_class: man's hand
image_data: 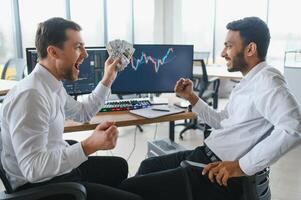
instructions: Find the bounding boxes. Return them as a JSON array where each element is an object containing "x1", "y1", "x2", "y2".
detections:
[
  {"x1": 174, "y1": 78, "x2": 199, "y2": 106},
  {"x1": 101, "y1": 57, "x2": 120, "y2": 87},
  {"x1": 81, "y1": 121, "x2": 118, "y2": 156},
  {"x1": 202, "y1": 161, "x2": 246, "y2": 186}
]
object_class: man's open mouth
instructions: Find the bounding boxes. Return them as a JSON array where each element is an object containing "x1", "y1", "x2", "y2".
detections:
[
  {"x1": 74, "y1": 63, "x2": 79, "y2": 70},
  {"x1": 74, "y1": 61, "x2": 83, "y2": 70}
]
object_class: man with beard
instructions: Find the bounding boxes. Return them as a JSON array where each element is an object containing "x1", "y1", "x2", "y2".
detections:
[
  {"x1": 128, "y1": 17, "x2": 301, "y2": 199},
  {"x1": 0, "y1": 17, "x2": 141, "y2": 200}
]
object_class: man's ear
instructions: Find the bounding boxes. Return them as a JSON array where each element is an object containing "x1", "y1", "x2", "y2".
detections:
[
  {"x1": 47, "y1": 46, "x2": 59, "y2": 59},
  {"x1": 245, "y1": 42, "x2": 257, "y2": 57}
]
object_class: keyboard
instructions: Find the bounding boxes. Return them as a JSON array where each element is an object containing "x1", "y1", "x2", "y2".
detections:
[
  {"x1": 153, "y1": 140, "x2": 176, "y2": 151},
  {"x1": 100, "y1": 99, "x2": 152, "y2": 112}
]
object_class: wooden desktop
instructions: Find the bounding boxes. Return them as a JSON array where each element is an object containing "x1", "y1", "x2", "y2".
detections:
[
  {"x1": 1, "y1": 79, "x2": 196, "y2": 141},
  {"x1": 65, "y1": 110, "x2": 196, "y2": 141}
]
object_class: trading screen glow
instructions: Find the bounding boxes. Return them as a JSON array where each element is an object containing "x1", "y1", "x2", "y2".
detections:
[{"x1": 111, "y1": 44, "x2": 193, "y2": 94}]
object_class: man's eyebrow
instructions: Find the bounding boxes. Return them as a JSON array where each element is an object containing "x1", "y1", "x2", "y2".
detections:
[
  {"x1": 74, "y1": 42, "x2": 85, "y2": 46},
  {"x1": 224, "y1": 41, "x2": 232, "y2": 45}
]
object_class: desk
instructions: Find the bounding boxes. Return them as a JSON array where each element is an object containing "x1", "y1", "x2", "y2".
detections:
[
  {"x1": 65, "y1": 110, "x2": 196, "y2": 141},
  {"x1": 0, "y1": 80, "x2": 17, "y2": 96},
  {"x1": 193, "y1": 65, "x2": 242, "y2": 79},
  {"x1": 0, "y1": 80, "x2": 194, "y2": 140}
]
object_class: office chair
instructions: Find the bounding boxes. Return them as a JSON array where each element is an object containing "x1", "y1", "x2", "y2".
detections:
[
  {"x1": 241, "y1": 168, "x2": 271, "y2": 200},
  {"x1": 1, "y1": 58, "x2": 26, "y2": 80},
  {"x1": 0, "y1": 136, "x2": 87, "y2": 200},
  {"x1": 193, "y1": 51, "x2": 210, "y2": 64},
  {"x1": 176, "y1": 59, "x2": 220, "y2": 140},
  {"x1": 180, "y1": 159, "x2": 270, "y2": 200},
  {"x1": 0, "y1": 58, "x2": 26, "y2": 103}
]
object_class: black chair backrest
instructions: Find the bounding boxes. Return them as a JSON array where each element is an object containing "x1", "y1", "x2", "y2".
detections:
[
  {"x1": 1, "y1": 58, "x2": 26, "y2": 80},
  {"x1": 0, "y1": 126, "x2": 14, "y2": 193},
  {"x1": 241, "y1": 168, "x2": 271, "y2": 200},
  {"x1": 194, "y1": 51, "x2": 210, "y2": 64},
  {"x1": 0, "y1": 158, "x2": 14, "y2": 193},
  {"x1": 193, "y1": 59, "x2": 209, "y2": 97}
]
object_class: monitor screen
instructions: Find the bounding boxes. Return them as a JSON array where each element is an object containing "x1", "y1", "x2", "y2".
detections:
[
  {"x1": 111, "y1": 44, "x2": 193, "y2": 94},
  {"x1": 25, "y1": 47, "x2": 108, "y2": 95}
]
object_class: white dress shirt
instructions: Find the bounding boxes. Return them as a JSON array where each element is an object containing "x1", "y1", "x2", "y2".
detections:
[
  {"x1": 192, "y1": 61, "x2": 301, "y2": 175},
  {"x1": 0, "y1": 63, "x2": 110, "y2": 189}
]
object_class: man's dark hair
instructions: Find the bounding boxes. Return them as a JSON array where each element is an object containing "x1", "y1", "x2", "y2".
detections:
[
  {"x1": 35, "y1": 17, "x2": 81, "y2": 59},
  {"x1": 226, "y1": 17, "x2": 270, "y2": 61}
]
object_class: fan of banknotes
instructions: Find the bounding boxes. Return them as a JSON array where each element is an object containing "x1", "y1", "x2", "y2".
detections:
[{"x1": 106, "y1": 39, "x2": 135, "y2": 71}]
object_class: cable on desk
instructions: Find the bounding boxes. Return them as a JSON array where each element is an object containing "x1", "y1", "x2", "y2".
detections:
[{"x1": 126, "y1": 126, "x2": 138, "y2": 162}]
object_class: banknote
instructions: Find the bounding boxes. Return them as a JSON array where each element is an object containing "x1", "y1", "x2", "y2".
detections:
[{"x1": 106, "y1": 39, "x2": 135, "y2": 71}]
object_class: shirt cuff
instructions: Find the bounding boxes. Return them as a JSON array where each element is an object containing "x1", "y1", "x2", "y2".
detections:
[
  {"x1": 66, "y1": 142, "x2": 88, "y2": 168},
  {"x1": 93, "y1": 82, "x2": 111, "y2": 100},
  {"x1": 239, "y1": 156, "x2": 256, "y2": 176},
  {"x1": 191, "y1": 99, "x2": 208, "y2": 114}
]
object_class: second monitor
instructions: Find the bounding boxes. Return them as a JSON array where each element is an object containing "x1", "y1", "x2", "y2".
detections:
[
  {"x1": 111, "y1": 44, "x2": 193, "y2": 94},
  {"x1": 26, "y1": 47, "x2": 108, "y2": 95}
]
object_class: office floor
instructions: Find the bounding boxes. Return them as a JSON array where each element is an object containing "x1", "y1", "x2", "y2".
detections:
[{"x1": 1, "y1": 99, "x2": 301, "y2": 199}]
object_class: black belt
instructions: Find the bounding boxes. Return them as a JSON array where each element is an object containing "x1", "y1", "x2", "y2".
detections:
[{"x1": 204, "y1": 144, "x2": 220, "y2": 163}]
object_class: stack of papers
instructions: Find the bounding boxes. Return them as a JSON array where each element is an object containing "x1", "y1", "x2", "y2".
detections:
[{"x1": 130, "y1": 105, "x2": 185, "y2": 119}]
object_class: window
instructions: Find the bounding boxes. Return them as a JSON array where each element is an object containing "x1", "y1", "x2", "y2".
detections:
[
  {"x1": 0, "y1": 0, "x2": 15, "y2": 68},
  {"x1": 107, "y1": 0, "x2": 133, "y2": 42},
  {"x1": 70, "y1": 0, "x2": 105, "y2": 46},
  {"x1": 133, "y1": 0, "x2": 155, "y2": 43},
  {"x1": 19, "y1": 0, "x2": 65, "y2": 52},
  {"x1": 214, "y1": 0, "x2": 268, "y2": 64},
  {"x1": 179, "y1": 0, "x2": 214, "y2": 62},
  {"x1": 268, "y1": 0, "x2": 301, "y2": 72}
]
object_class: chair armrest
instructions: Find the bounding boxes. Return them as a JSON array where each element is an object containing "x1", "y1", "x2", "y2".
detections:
[{"x1": 0, "y1": 182, "x2": 86, "y2": 200}]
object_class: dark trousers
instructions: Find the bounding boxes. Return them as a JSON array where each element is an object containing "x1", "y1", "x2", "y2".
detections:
[
  {"x1": 18, "y1": 156, "x2": 142, "y2": 200},
  {"x1": 119, "y1": 166, "x2": 194, "y2": 200},
  {"x1": 121, "y1": 146, "x2": 243, "y2": 200}
]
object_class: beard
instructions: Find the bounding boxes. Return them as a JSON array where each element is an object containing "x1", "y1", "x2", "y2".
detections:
[
  {"x1": 61, "y1": 65, "x2": 78, "y2": 81},
  {"x1": 228, "y1": 51, "x2": 247, "y2": 72}
]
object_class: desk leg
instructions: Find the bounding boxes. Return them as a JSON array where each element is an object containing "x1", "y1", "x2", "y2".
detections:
[{"x1": 169, "y1": 121, "x2": 175, "y2": 142}]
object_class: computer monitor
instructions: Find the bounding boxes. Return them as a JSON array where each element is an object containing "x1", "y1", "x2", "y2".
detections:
[
  {"x1": 111, "y1": 44, "x2": 193, "y2": 94},
  {"x1": 25, "y1": 47, "x2": 108, "y2": 95}
]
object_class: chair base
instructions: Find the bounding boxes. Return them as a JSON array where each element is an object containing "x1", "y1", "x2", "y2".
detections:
[
  {"x1": 178, "y1": 120, "x2": 205, "y2": 140},
  {"x1": 176, "y1": 119, "x2": 211, "y2": 140}
]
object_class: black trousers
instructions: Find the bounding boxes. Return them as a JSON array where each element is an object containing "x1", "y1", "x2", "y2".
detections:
[
  {"x1": 121, "y1": 146, "x2": 243, "y2": 200},
  {"x1": 119, "y1": 166, "x2": 194, "y2": 200},
  {"x1": 18, "y1": 156, "x2": 142, "y2": 200}
]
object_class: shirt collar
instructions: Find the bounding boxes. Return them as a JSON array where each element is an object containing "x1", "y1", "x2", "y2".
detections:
[
  {"x1": 33, "y1": 63, "x2": 63, "y2": 92},
  {"x1": 240, "y1": 61, "x2": 267, "y2": 83}
]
